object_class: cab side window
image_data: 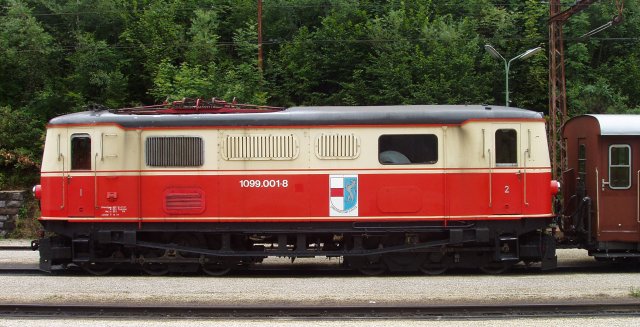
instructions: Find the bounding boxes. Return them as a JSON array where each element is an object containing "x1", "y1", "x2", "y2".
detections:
[
  {"x1": 495, "y1": 129, "x2": 517, "y2": 166},
  {"x1": 378, "y1": 134, "x2": 438, "y2": 165},
  {"x1": 71, "y1": 134, "x2": 91, "y2": 170}
]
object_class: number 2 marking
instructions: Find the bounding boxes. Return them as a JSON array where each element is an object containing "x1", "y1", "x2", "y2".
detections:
[{"x1": 504, "y1": 185, "x2": 510, "y2": 194}]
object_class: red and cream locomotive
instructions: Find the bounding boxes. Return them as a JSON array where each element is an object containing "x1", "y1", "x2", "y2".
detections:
[{"x1": 33, "y1": 100, "x2": 560, "y2": 275}]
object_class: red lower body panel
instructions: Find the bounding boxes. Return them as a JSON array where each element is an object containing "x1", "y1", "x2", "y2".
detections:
[{"x1": 39, "y1": 171, "x2": 554, "y2": 222}]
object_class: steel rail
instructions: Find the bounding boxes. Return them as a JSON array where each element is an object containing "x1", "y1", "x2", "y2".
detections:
[
  {"x1": 0, "y1": 267, "x2": 44, "y2": 275},
  {"x1": 0, "y1": 245, "x2": 34, "y2": 251},
  {"x1": 0, "y1": 302, "x2": 639, "y2": 319}
]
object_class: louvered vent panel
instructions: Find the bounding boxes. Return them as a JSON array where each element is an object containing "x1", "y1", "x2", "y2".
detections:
[
  {"x1": 146, "y1": 136, "x2": 204, "y2": 167},
  {"x1": 163, "y1": 188, "x2": 205, "y2": 214},
  {"x1": 315, "y1": 133, "x2": 360, "y2": 159},
  {"x1": 223, "y1": 134, "x2": 298, "y2": 161}
]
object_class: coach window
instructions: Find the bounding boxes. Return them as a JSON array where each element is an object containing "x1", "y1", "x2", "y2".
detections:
[
  {"x1": 578, "y1": 143, "x2": 587, "y2": 183},
  {"x1": 378, "y1": 134, "x2": 438, "y2": 165},
  {"x1": 609, "y1": 144, "x2": 631, "y2": 189},
  {"x1": 71, "y1": 134, "x2": 91, "y2": 170},
  {"x1": 495, "y1": 129, "x2": 517, "y2": 166}
]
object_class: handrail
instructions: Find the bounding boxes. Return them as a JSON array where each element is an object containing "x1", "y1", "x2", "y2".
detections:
[
  {"x1": 488, "y1": 148, "x2": 492, "y2": 208},
  {"x1": 595, "y1": 168, "x2": 600, "y2": 234},
  {"x1": 58, "y1": 133, "x2": 65, "y2": 209},
  {"x1": 100, "y1": 132, "x2": 104, "y2": 161},
  {"x1": 482, "y1": 129, "x2": 486, "y2": 158},
  {"x1": 94, "y1": 152, "x2": 99, "y2": 210},
  {"x1": 60, "y1": 154, "x2": 65, "y2": 209},
  {"x1": 523, "y1": 149, "x2": 529, "y2": 207},
  {"x1": 137, "y1": 129, "x2": 143, "y2": 227},
  {"x1": 442, "y1": 126, "x2": 448, "y2": 220}
]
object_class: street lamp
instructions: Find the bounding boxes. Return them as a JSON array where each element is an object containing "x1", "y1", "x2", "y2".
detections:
[{"x1": 484, "y1": 44, "x2": 543, "y2": 107}]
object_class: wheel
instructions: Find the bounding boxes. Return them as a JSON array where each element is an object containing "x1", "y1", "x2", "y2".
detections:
[
  {"x1": 172, "y1": 233, "x2": 202, "y2": 258},
  {"x1": 479, "y1": 261, "x2": 512, "y2": 274},
  {"x1": 419, "y1": 252, "x2": 449, "y2": 275},
  {"x1": 419, "y1": 262, "x2": 448, "y2": 275},
  {"x1": 357, "y1": 259, "x2": 387, "y2": 276},
  {"x1": 201, "y1": 257, "x2": 232, "y2": 276},
  {"x1": 141, "y1": 261, "x2": 170, "y2": 276},
  {"x1": 82, "y1": 262, "x2": 114, "y2": 276},
  {"x1": 140, "y1": 249, "x2": 170, "y2": 276}
]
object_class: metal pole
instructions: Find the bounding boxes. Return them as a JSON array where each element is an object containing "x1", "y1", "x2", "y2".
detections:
[
  {"x1": 505, "y1": 60, "x2": 510, "y2": 107},
  {"x1": 257, "y1": 0, "x2": 263, "y2": 71}
]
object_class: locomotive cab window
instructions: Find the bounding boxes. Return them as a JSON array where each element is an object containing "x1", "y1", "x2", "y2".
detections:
[
  {"x1": 495, "y1": 129, "x2": 517, "y2": 166},
  {"x1": 71, "y1": 134, "x2": 91, "y2": 170},
  {"x1": 378, "y1": 134, "x2": 437, "y2": 165},
  {"x1": 609, "y1": 144, "x2": 631, "y2": 189}
]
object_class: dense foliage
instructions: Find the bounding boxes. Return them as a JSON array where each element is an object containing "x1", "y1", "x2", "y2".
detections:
[{"x1": 1, "y1": 0, "x2": 639, "y2": 188}]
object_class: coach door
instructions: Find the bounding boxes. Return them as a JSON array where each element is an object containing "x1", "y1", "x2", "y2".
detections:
[
  {"x1": 598, "y1": 142, "x2": 639, "y2": 241},
  {"x1": 66, "y1": 132, "x2": 95, "y2": 217},
  {"x1": 490, "y1": 125, "x2": 523, "y2": 215}
]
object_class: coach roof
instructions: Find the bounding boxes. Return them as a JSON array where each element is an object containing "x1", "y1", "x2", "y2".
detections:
[
  {"x1": 48, "y1": 105, "x2": 543, "y2": 128},
  {"x1": 583, "y1": 114, "x2": 640, "y2": 136}
]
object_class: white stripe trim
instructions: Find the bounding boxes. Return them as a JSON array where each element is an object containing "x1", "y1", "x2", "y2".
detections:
[
  {"x1": 40, "y1": 168, "x2": 551, "y2": 177},
  {"x1": 40, "y1": 213, "x2": 554, "y2": 222}
]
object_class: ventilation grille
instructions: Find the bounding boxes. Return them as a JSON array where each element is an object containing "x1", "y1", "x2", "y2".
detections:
[
  {"x1": 163, "y1": 188, "x2": 205, "y2": 215},
  {"x1": 146, "y1": 136, "x2": 204, "y2": 167},
  {"x1": 223, "y1": 134, "x2": 298, "y2": 161},
  {"x1": 315, "y1": 133, "x2": 360, "y2": 159}
]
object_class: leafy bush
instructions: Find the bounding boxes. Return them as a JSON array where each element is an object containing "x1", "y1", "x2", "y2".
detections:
[{"x1": 0, "y1": 106, "x2": 44, "y2": 189}]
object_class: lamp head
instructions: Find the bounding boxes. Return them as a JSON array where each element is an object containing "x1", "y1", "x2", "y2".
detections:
[
  {"x1": 484, "y1": 44, "x2": 503, "y2": 60},
  {"x1": 518, "y1": 46, "x2": 543, "y2": 60}
]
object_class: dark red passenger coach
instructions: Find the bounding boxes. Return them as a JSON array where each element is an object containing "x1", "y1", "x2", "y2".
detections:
[{"x1": 563, "y1": 114, "x2": 640, "y2": 259}]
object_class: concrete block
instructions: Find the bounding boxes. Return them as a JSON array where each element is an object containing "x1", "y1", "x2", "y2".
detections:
[
  {"x1": 0, "y1": 200, "x2": 5, "y2": 207},
  {"x1": 0, "y1": 208, "x2": 18, "y2": 215},
  {"x1": 7, "y1": 200, "x2": 22, "y2": 208},
  {"x1": 10, "y1": 191, "x2": 26, "y2": 201},
  {"x1": 0, "y1": 215, "x2": 8, "y2": 222}
]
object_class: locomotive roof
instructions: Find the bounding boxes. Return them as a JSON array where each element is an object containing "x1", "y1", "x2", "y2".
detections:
[
  {"x1": 581, "y1": 114, "x2": 640, "y2": 136},
  {"x1": 48, "y1": 105, "x2": 543, "y2": 128}
]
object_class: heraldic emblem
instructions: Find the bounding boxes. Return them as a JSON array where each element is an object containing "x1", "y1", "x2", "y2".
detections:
[{"x1": 329, "y1": 175, "x2": 358, "y2": 217}]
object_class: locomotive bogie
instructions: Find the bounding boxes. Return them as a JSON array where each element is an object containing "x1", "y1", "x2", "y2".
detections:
[{"x1": 35, "y1": 105, "x2": 558, "y2": 274}]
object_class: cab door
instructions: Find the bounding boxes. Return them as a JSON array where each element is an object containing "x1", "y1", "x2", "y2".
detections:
[
  {"x1": 598, "y1": 142, "x2": 638, "y2": 241},
  {"x1": 491, "y1": 125, "x2": 523, "y2": 215},
  {"x1": 67, "y1": 132, "x2": 95, "y2": 217}
]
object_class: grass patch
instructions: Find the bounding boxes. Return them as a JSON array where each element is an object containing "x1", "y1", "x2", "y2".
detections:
[{"x1": 630, "y1": 287, "x2": 640, "y2": 298}]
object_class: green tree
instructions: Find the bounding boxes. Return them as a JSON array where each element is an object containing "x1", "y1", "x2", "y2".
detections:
[
  {"x1": 66, "y1": 32, "x2": 128, "y2": 109},
  {"x1": 0, "y1": 0, "x2": 58, "y2": 107},
  {"x1": 0, "y1": 106, "x2": 44, "y2": 188}
]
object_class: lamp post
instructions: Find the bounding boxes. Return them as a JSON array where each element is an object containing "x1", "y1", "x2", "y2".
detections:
[{"x1": 484, "y1": 45, "x2": 543, "y2": 107}]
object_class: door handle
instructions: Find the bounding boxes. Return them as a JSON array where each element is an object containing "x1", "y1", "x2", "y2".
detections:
[{"x1": 601, "y1": 179, "x2": 609, "y2": 190}]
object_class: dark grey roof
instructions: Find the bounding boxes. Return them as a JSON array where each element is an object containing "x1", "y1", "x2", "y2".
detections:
[{"x1": 48, "y1": 105, "x2": 543, "y2": 128}]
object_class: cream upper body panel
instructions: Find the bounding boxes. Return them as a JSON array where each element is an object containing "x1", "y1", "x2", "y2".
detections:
[{"x1": 42, "y1": 119, "x2": 550, "y2": 173}]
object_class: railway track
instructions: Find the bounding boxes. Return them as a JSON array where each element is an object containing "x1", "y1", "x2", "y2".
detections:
[
  {"x1": 0, "y1": 267, "x2": 43, "y2": 275},
  {"x1": 0, "y1": 302, "x2": 639, "y2": 319},
  {"x1": 0, "y1": 245, "x2": 34, "y2": 251}
]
